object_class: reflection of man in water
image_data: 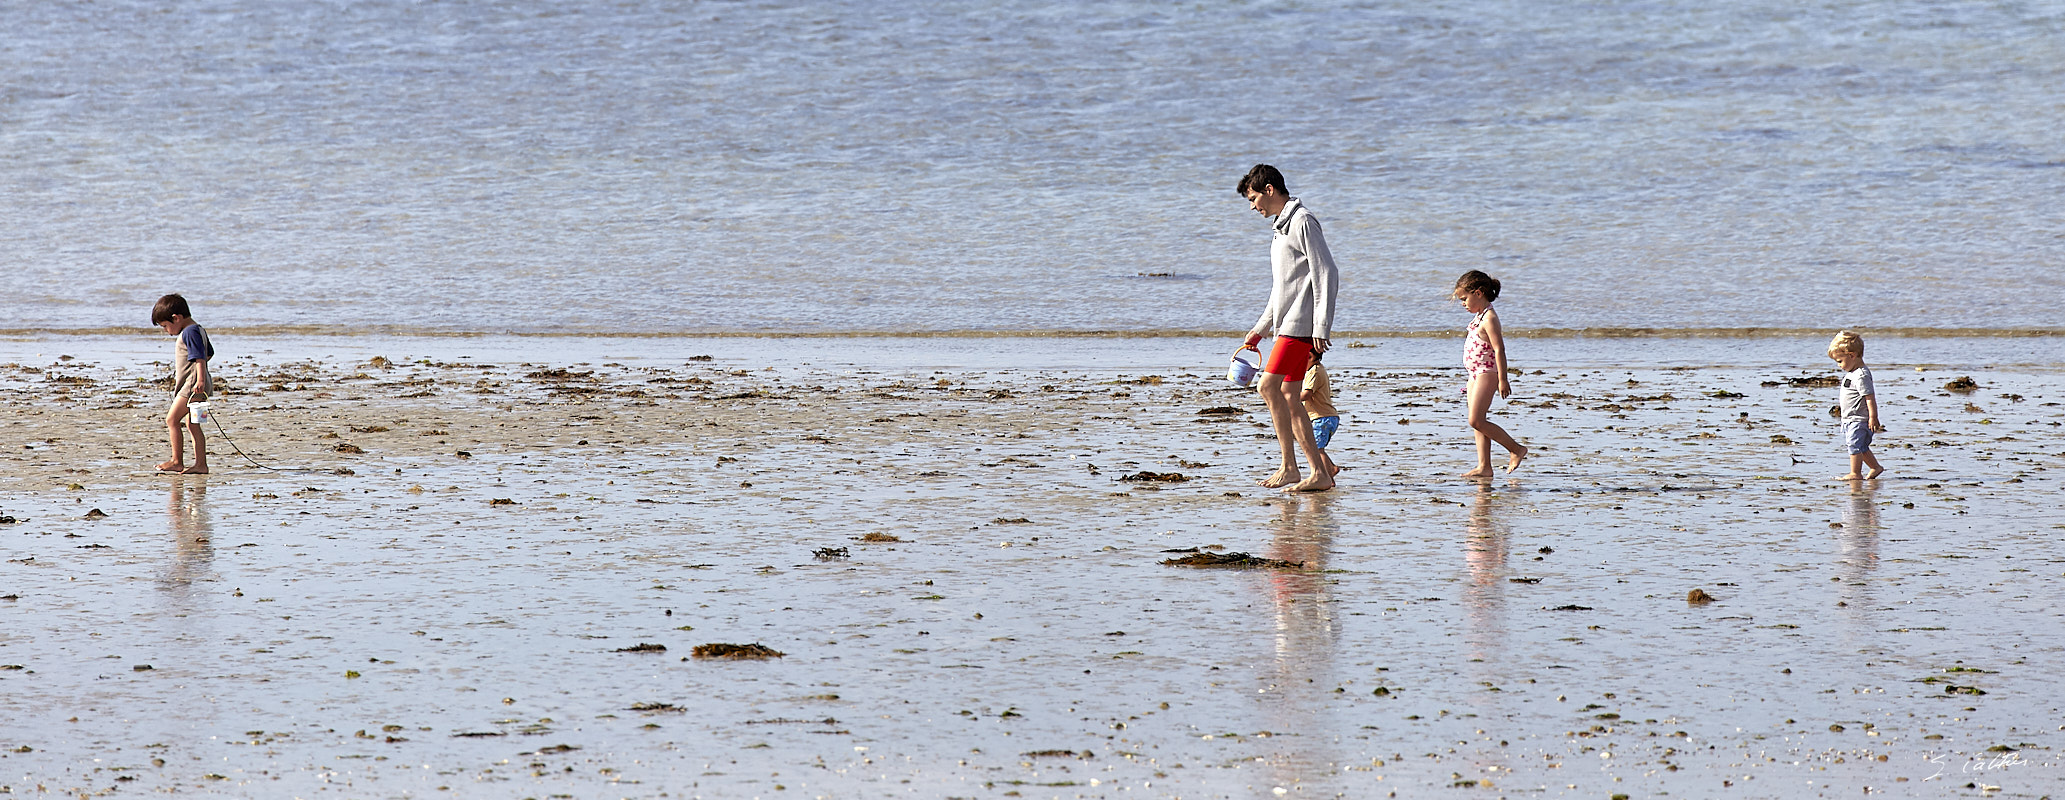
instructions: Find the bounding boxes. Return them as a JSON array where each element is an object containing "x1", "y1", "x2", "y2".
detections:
[
  {"x1": 1256, "y1": 493, "x2": 1344, "y2": 793},
  {"x1": 1265, "y1": 494, "x2": 1334, "y2": 610}
]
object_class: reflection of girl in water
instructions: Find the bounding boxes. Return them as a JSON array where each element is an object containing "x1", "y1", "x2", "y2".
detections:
[
  {"x1": 1464, "y1": 485, "x2": 1509, "y2": 581},
  {"x1": 1458, "y1": 485, "x2": 1518, "y2": 800},
  {"x1": 1461, "y1": 484, "x2": 1510, "y2": 663}
]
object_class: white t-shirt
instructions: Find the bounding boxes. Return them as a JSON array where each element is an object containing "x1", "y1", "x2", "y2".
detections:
[{"x1": 1839, "y1": 366, "x2": 1875, "y2": 419}]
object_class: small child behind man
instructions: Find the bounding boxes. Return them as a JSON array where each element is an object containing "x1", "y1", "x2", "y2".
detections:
[
  {"x1": 1828, "y1": 330, "x2": 1885, "y2": 481},
  {"x1": 152, "y1": 294, "x2": 214, "y2": 474},
  {"x1": 1302, "y1": 351, "x2": 1341, "y2": 479}
]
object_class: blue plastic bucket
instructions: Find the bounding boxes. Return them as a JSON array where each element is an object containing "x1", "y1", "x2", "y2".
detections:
[{"x1": 1227, "y1": 347, "x2": 1261, "y2": 387}]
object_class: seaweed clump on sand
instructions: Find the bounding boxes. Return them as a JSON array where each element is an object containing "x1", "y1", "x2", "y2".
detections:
[
  {"x1": 692, "y1": 643, "x2": 785, "y2": 660},
  {"x1": 1762, "y1": 375, "x2": 1840, "y2": 388},
  {"x1": 1943, "y1": 376, "x2": 1980, "y2": 392},
  {"x1": 614, "y1": 642, "x2": 667, "y2": 653},
  {"x1": 1160, "y1": 551, "x2": 1303, "y2": 569},
  {"x1": 1120, "y1": 471, "x2": 1191, "y2": 483}
]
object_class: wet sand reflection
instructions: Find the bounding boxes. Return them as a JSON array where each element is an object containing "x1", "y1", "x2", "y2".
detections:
[
  {"x1": 1462, "y1": 483, "x2": 1512, "y2": 663},
  {"x1": 158, "y1": 477, "x2": 214, "y2": 613},
  {"x1": 1837, "y1": 483, "x2": 1881, "y2": 633},
  {"x1": 1258, "y1": 493, "x2": 1343, "y2": 793},
  {"x1": 1461, "y1": 483, "x2": 1517, "y2": 782}
]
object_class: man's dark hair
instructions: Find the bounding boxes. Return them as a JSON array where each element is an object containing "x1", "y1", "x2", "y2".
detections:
[
  {"x1": 1454, "y1": 271, "x2": 1502, "y2": 302},
  {"x1": 1235, "y1": 164, "x2": 1288, "y2": 198},
  {"x1": 151, "y1": 294, "x2": 192, "y2": 325}
]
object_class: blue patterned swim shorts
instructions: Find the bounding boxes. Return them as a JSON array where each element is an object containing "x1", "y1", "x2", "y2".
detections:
[{"x1": 1312, "y1": 415, "x2": 1341, "y2": 449}]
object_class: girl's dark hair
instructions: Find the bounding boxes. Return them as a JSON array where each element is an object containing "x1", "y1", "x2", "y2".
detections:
[
  {"x1": 1235, "y1": 164, "x2": 1288, "y2": 197},
  {"x1": 1454, "y1": 270, "x2": 1501, "y2": 302},
  {"x1": 151, "y1": 294, "x2": 192, "y2": 324}
]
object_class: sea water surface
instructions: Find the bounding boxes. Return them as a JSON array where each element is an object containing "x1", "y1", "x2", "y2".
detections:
[{"x1": 4, "y1": 0, "x2": 2063, "y2": 335}]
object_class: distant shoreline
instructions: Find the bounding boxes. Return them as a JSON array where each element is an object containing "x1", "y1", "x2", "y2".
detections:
[{"x1": 6, "y1": 326, "x2": 2061, "y2": 340}]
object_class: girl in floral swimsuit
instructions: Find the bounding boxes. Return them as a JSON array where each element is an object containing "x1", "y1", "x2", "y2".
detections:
[{"x1": 1454, "y1": 271, "x2": 1528, "y2": 477}]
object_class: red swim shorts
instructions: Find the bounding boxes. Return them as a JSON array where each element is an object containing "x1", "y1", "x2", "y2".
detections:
[{"x1": 1263, "y1": 336, "x2": 1314, "y2": 379}]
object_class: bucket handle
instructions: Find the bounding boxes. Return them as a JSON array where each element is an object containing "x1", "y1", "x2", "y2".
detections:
[{"x1": 1230, "y1": 345, "x2": 1260, "y2": 365}]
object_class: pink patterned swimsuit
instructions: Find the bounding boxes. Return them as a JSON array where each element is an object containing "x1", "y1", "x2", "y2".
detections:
[{"x1": 1464, "y1": 309, "x2": 1498, "y2": 375}]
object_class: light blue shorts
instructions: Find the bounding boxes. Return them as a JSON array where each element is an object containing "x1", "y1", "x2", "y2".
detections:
[
  {"x1": 1842, "y1": 419, "x2": 1874, "y2": 455},
  {"x1": 1312, "y1": 416, "x2": 1341, "y2": 450}
]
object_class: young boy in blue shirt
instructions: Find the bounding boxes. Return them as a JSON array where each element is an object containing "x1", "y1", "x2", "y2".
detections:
[{"x1": 152, "y1": 294, "x2": 214, "y2": 474}]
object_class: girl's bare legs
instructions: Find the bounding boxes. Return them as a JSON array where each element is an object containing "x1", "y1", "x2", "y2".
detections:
[{"x1": 1463, "y1": 372, "x2": 1526, "y2": 478}]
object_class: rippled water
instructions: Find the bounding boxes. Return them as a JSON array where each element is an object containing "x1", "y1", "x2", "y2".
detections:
[{"x1": 4, "y1": 0, "x2": 2061, "y2": 333}]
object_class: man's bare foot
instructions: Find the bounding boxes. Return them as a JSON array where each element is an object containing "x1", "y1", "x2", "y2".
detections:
[
  {"x1": 1286, "y1": 475, "x2": 1334, "y2": 493},
  {"x1": 180, "y1": 465, "x2": 210, "y2": 475},
  {"x1": 155, "y1": 460, "x2": 184, "y2": 472},
  {"x1": 1259, "y1": 469, "x2": 1299, "y2": 489},
  {"x1": 1505, "y1": 446, "x2": 1528, "y2": 474},
  {"x1": 1865, "y1": 467, "x2": 1884, "y2": 479},
  {"x1": 1837, "y1": 473, "x2": 1863, "y2": 481},
  {"x1": 1461, "y1": 466, "x2": 1495, "y2": 479}
]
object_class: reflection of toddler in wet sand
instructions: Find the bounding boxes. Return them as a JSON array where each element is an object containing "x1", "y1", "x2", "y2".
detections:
[
  {"x1": 152, "y1": 294, "x2": 214, "y2": 475},
  {"x1": 1828, "y1": 330, "x2": 1885, "y2": 481},
  {"x1": 1301, "y1": 351, "x2": 1340, "y2": 480},
  {"x1": 1453, "y1": 271, "x2": 1526, "y2": 478}
]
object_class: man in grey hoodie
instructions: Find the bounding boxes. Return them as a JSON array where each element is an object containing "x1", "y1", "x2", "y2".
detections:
[{"x1": 1237, "y1": 164, "x2": 1340, "y2": 492}]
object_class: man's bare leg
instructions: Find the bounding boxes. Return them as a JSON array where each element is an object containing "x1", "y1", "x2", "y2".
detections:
[
  {"x1": 1282, "y1": 386, "x2": 1334, "y2": 493},
  {"x1": 1257, "y1": 373, "x2": 1302, "y2": 488}
]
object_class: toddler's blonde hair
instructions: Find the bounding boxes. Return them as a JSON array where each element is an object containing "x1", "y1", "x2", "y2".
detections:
[{"x1": 1828, "y1": 330, "x2": 1864, "y2": 357}]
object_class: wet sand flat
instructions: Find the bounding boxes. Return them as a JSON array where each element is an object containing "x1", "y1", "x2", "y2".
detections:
[{"x1": 1, "y1": 335, "x2": 2061, "y2": 799}]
